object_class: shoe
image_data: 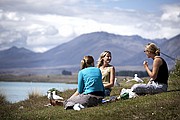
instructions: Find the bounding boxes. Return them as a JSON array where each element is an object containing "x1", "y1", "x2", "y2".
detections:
[
  {"x1": 73, "y1": 103, "x2": 85, "y2": 111},
  {"x1": 73, "y1": 103, "x2": 81, "y2": 111}
]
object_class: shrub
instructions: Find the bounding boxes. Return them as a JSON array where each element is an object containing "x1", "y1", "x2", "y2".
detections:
[
  {"x1": 62, "y1": 70, "x2": 72, "y2": 75},
  {"x1": 169, "y1": 60, "x2": 180, "y2": 90},
  {"x1": 0, "y1": 93, "x2": 9, "y2": 105}
]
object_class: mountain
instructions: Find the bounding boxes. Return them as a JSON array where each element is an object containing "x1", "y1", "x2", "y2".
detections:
[
  {"x1": 42, "y1": 32, "x2": 153, "y2": 66},
  {"x1": 0, "y1": 32, "x2": 179, "y2": 72},
  {"x1": 0, "y1": 46, "x2": 40, "y2": 68},
  {"x1": 123, "y1": 34, "x2": 180, "y2": 67},
  {"x1": 160, "y1": 34, "x2": 180, "y2": 59}
]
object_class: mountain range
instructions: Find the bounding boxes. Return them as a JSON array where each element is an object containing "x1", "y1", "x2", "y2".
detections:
[{"x1": 0, "y1": 31, "x2": 179, "y2": 73}]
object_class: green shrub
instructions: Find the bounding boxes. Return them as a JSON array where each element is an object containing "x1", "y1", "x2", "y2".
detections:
[
  {"x1": 0, "y1": 93, "x2": 9, "y2": 105},
  {"x1": 169, "y1": 60, "x2": 180, "y2": 90}
]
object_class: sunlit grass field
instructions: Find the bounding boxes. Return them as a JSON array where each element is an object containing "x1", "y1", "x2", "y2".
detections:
[{"x1": 0, "y1": 61, "x2": 180, "y2": 120}]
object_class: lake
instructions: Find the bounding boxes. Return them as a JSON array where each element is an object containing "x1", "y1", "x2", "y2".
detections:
[{"x1": 0, "y1": 81, "x2": 77, "y2": 103}]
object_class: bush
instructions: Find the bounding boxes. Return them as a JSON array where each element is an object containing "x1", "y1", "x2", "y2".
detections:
[
  {"x1": 169, "y1": 60, "x2": 180, "y2": 90},
  {"x1": 170, "y1": 60, "x2": 180, "y2": 79},
  {"x1": 62, "y1": 70, "x2": 72, "y2": 75},
  {"x1": 0, "y1": 93, "x2": 9, "y2": 105}
]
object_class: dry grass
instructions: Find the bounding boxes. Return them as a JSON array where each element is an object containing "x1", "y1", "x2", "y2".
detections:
[
  {"x1": 28, "y1": 89, "x2": 43, "y2": 99},
  {"x1": 0, "y1": 93, "x2": 9, "y2": 105}
]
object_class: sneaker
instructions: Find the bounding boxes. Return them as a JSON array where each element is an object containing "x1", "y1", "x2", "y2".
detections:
[{"x1": 73, "y1": 103, "x2": 81, "y2": 111}]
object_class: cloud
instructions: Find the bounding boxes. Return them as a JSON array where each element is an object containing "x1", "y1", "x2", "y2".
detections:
[
  {"x1": 159, "y1": 4, "x2": 180, "y2": 38},
  {"x1": 0, "y1": 28, "x2": 27, "y2": 50},
  {"x1": 161, "y1": 4, "x2": 180, "y2": 22},
  {"x1": 0, "y1": 0, "x2": 180, "y2": 52}
]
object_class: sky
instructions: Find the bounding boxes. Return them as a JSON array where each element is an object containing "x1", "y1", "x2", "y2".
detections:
[{"x1": 0, "y1": 0, "x2": 180, "y2": 52}]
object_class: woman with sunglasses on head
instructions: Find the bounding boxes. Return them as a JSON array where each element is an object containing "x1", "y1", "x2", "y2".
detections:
[
  {"x1": 131, "y1": 43, "x2": 169, "y2": 95},
  {"x1": 97, "y1": 51, "x2": 115, "y2": 96}
]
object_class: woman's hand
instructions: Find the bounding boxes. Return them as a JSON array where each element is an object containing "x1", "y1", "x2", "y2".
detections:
[
  {"x1": 147, "y1": 78, "x2": 154, "y2": 84},
  {"x1": 143, "y1": 61, "x2": 148, "y2": 68}
]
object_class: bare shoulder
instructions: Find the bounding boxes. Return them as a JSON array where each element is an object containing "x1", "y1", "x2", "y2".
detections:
[
  {"x1": 154, "y1": 56, "x2": 162, "y2": 61},
  {"x1": 109, "y1": 65, "x2": 115, "y2": 71},
  {"x1": 154, "y1": 56, "x2": 162, "y2": 65}
]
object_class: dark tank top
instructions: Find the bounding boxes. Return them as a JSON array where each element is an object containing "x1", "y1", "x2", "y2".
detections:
[{"x1": 154, "y1": 57, "x2": 168, "y2": 84}]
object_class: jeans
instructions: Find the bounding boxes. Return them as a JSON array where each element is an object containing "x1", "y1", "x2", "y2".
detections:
[
  {"x1": 131, "y1": 81, "x2": 168, "y2": 95},
  {"x1": 104, "y1": 88, "x2": 111, "y2": 96}
]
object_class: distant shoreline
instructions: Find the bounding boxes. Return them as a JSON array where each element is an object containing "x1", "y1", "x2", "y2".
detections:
[
  {"x1": 0, "y1": 74, "x2": 135, "y2": 85},
  {"x1": 0, "y1": 74, "x2": 78, "y2": 84}
]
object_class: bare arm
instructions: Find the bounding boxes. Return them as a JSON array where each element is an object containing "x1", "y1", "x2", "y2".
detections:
[
  {"x1": 104, "y1": 66, "x2": 115, "y2": 88},
  {"x1": 69, "y1": 90, "x2": 79, "y2": 99},
  {"x1": 144, "y1": 57, "x2": 162, "y2": 80}
]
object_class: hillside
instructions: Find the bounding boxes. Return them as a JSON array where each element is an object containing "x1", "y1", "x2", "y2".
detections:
[
  {"x1": 0, "y1": 46, "x2": 41, "y2": 68},
  {"x1": 0, "y1": 32, "x2": 179, "y2": 72},
  {"x1": 42, "y1": 32, "x2": 152, "y2": 66},
  {"x1": 1, "y1": 65, "x2": 180, "y2": 120},
  {"x1": 125, "y1": 34, "x2": 180, "y2": 67}
]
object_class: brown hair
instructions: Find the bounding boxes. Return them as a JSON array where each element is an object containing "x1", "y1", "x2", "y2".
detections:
[
  {"x1": 145, "y1": 43, "x2": 160, "y2": 56},
  {"x1": 80, "y1": 56, "x2": 94, "y2": 69},
  {"x1": 97, "y1": 51, "x2": 111, "y2": 68}
]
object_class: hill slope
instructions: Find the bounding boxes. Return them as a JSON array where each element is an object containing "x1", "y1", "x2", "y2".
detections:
[
  {"x1": 0, "y1": 32, "x2": 179, "y2": 71},
  {"x1": 125, "y1": 34, "x2": 180, "y2": 67}
]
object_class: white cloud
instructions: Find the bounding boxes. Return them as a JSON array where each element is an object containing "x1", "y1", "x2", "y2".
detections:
[
  {"x1": 158, "y1": 4, "x2": 180, "y2": 38},
  {"x1": 0, "y1": 1, "x2": 180, "y2": 52},
  {"x1": 0, "y1": 30, "x2": 23, "y2": 44},
  {"x1": 59, "y1": 25, "x2": 74, "y2": 37},
  {"x1": 0, "y1": 10, "x2": 25, "y2": 21},
  {"x1": 32, "y1": 46, "x2": 54, "y2": 53},
  {"x1": 161, "y1": 4, "x2": 180, "y2": 22}
]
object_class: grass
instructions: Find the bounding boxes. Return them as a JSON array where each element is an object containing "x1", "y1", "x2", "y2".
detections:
[
  {"x1": 0, "y1": 93, "x2": 10, "y2": 105},
  {"x1": 28, "y1": 89, "x2": 43, "y2": 99},
  {"x1": 0, "y1": 62, "x2": 180, "y2": 120}
]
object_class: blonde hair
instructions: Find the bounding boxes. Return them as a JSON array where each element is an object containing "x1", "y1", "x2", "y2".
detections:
[
  {"x1": 97, "y1": 51, "x2": 111, "y2": 68},
  {"x1": 145, "y1": 43, "x2": 160, "y2": 56},
  {"x1": 80, "y1": 56, "x2": 94, "y2": 69}
]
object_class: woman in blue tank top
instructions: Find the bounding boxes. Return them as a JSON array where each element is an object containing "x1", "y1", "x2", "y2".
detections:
[{"x1": 63, "y1": 56, "x2": 105, "y2": 110}]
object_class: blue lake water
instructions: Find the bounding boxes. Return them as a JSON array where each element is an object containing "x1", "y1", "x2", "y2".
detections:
[{"x1": 0, "y1": 81, "x2": 77, "y2": 103}]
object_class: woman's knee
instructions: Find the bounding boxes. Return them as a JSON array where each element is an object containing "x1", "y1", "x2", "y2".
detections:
[
  {"x1": 131, "y1": 84, "x2": 147, "y2": 93},
  {"x1": 131, "y1": 84, "x2": 140, "y2": 91}
]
